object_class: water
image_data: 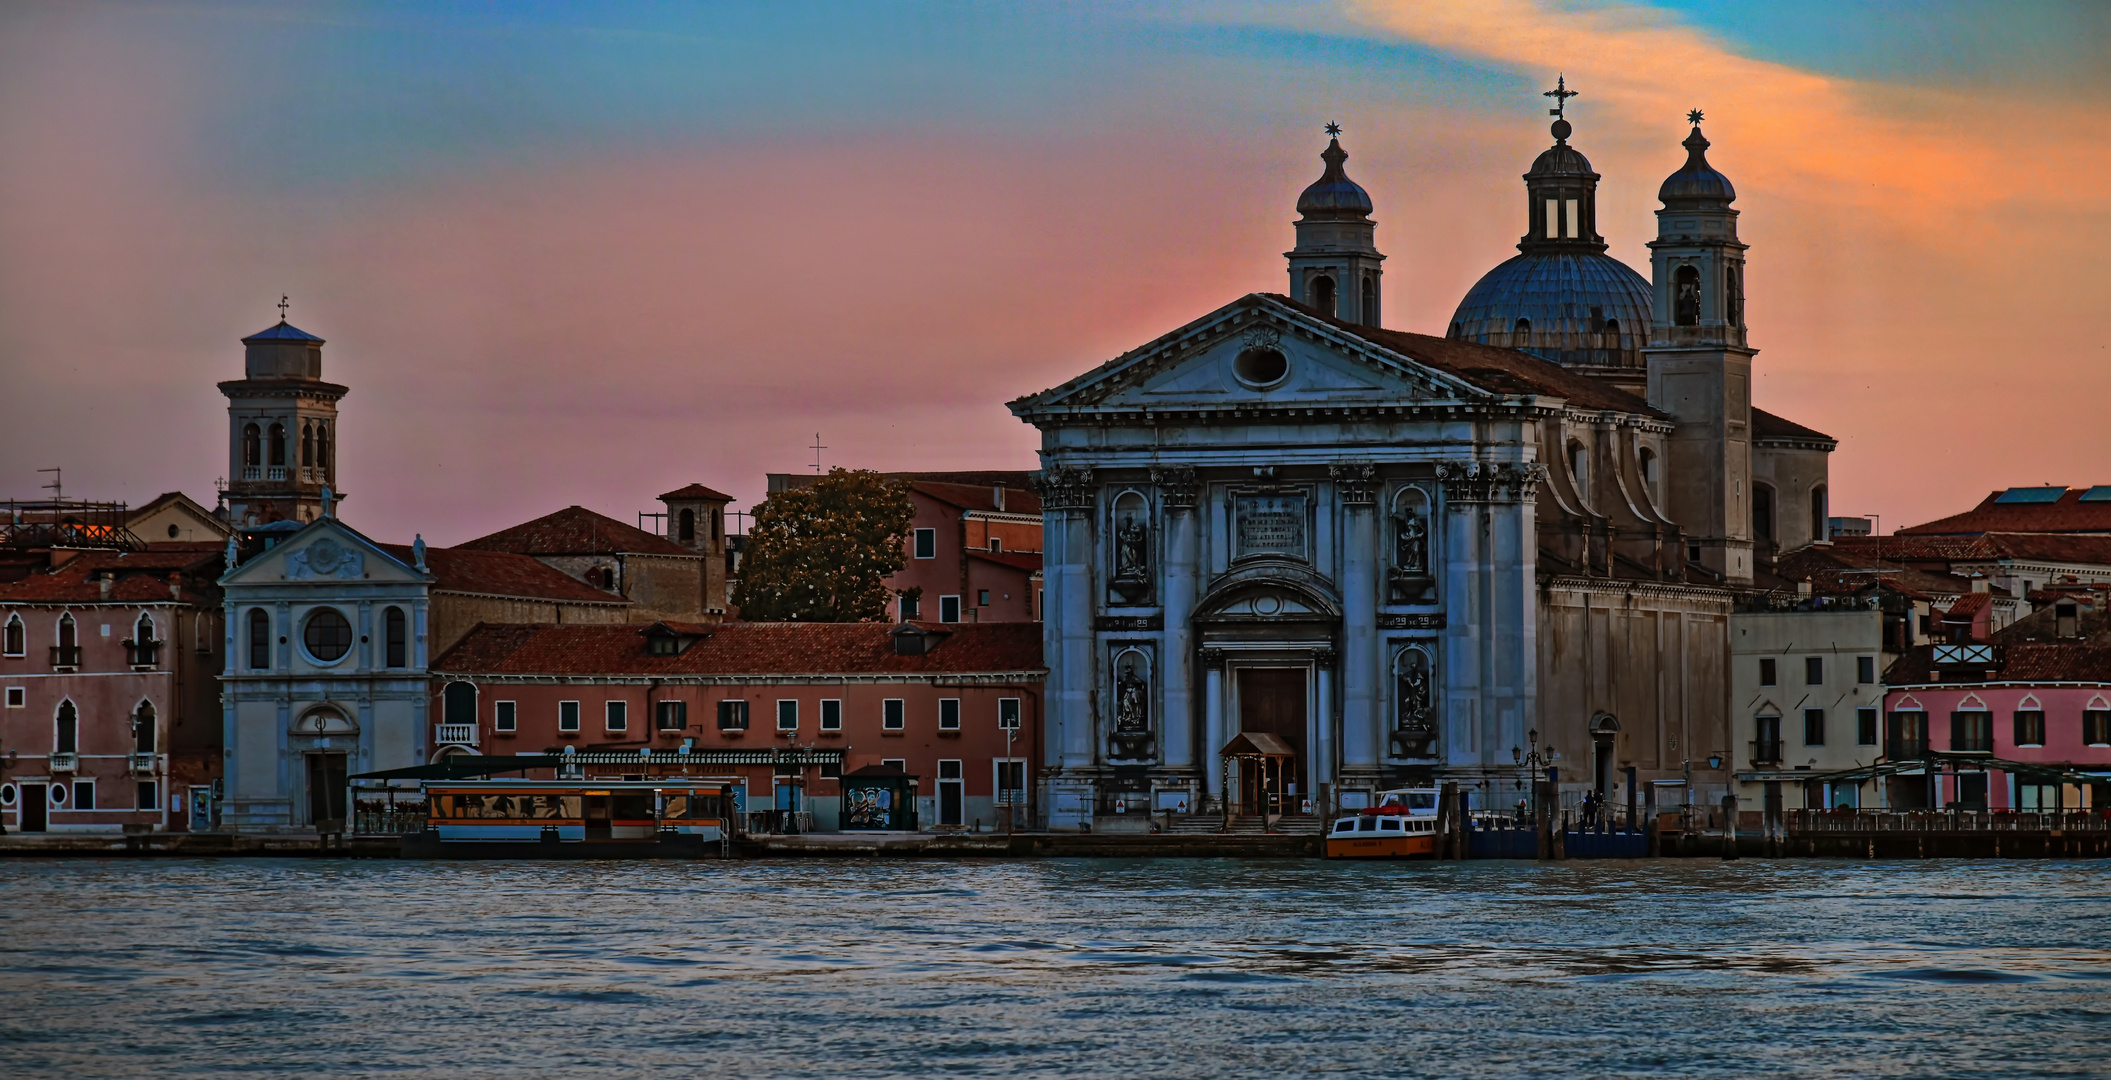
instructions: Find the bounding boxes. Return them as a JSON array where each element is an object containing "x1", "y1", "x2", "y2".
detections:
[{"x1": 4, "y1": 858, "x2": 2110, "y2": 1078}]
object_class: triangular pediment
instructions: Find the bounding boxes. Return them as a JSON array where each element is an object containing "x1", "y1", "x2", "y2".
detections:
[
  {"x1": 1012, "y1": 295, "x2": 1498, "y2": 414},
  {"x1": 221, "y1": 517, "x2": 422, "y2": 587}
]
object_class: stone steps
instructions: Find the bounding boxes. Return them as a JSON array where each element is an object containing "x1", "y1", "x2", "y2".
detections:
[{"x1": 1166, "y1": 813, "x2": 1324, "y2": 836}]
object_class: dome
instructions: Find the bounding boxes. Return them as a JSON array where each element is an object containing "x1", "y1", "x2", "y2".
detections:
[
  {"x1": 1448, "y1": 251, "x2": 1654, "y2": 372},
  {"x1": 1296, "y1": 138, "x2": 1373, "y2": 220},
  {"x1": 1658, "y1": 126, "x2": 1735, "y2": 207}
]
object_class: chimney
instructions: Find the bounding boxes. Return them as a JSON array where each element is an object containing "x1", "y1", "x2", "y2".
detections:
[
  {"x1": 99, "y1": 572, "x2": 113, "y2": 600},
  {"x1": 168, "y1": 572, "x2": 183, "y2": 601},
  {"x1": 993, "y1": 484, "x2": 1005, "y2": 512},
  {"x1": 1972, "y1": 576, "x2": 1989, "y2": 594}
]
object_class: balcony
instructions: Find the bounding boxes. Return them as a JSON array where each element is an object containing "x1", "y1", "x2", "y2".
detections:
[
  {"x1": 267, "y1": 466, "x2": 287, "y2": 481},
  {"x1": 434, "y1": 723, "x2": 479, "y2": 747},
  {"x1": 130, "y1": 752, "x2": 158, "y2": 773},
  {"x1": 49, "y1": 645, "x2": 80, "y2": 669},
  {"x1": 124, "y1": 639, "x2": 161, "y2": 669},
  {"x1": 242, "y1": 466, "x2": 261, "y2": 481},
  {"x1": 1750, "y1": 739, "x2": 1784, "y2": 766},
  {"x1": 50, "y1": 752, "x2": 78, "y2": 773},
  {"x1": 1885, "y1": 739, "x2": 1929, "y2": 761}
]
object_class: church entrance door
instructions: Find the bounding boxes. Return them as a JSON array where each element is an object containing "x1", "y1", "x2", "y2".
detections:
[{"x1": 1237, "y1": 668, "x2": 1306, "y2": 814}]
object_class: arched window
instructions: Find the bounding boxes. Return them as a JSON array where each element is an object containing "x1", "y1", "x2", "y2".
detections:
[
  {"x1": 443, "y1": 681, "x2": 478, "y2": 727},
  {"x1": 1674, "y1": 265, "x2": 1702, "y2": 326},
  {"x1": 1514, "y1": 318, "x2": 1532, "y2": 345},
  {"x1": 1603, "y1": 318, "x2": 1620, "y2": 343},
  {"x1": 1568, "y1": 440, "x2": 1589, "y2": 502},
  {"x1": 1449, "y1": 322, "x2": 1462, "y2": 339},
  {"x1": 301, "y1": 423, "x2": 314, "y2": 468},
  {"x1": 3, "y1": 613, "x2": 22, "y2": 656},
  {"x1": 678, "y1": 508, "x2": 696, "y2": 544},
  {"x1": 242, "y1": 424, "x2": 261, "y2": 469},
  {"x1": 248, "y1": 608, "x2": 272, "y2": 670},
  {"x1": 1753, "y1": 485, "x2": 1775, "y2": 542},
  {"x1": 1725, "y1": 264, "x2": 1743, "y2": 327},
  {"x1": 57, "y1": 613, "x2": 76, "y2": 651},
  {"x1": 316, "y1": 424, "x2": 331, "y2": 477},
  {"x1": 55, "y1": 700, "x2": 78, "y2": 755},
  {"x1": 1360, "y1": 273, "x2": 1377, "y2": 326},
  {"x1": 712, "y1": 509, "x2": 723, "y2": 543},
  {"x1": 133, "y1": 700, "x2": 156, "y2": 754},
  {"x1": 268, "y1": 424, "x2": 286, "y2": 467},
  {"x1": 384, "y1": 606, "x2": 407, "y2": 668},
  {"x1": 1811, "y1": 487, "x2": 1828, "y2": 543},
  {"x1": 1310, "y1": 274, "x2": 1336, "y2": 317},
  {"x1": 1637, "y1": 447, "x2": 1657, "y2": 501},
  {"x1": 135, "y1": 612, "x2": 154, "y2": 644}
]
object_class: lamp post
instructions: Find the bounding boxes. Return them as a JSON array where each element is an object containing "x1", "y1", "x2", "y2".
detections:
[{"x1": 1512, "y1": 728, "x2": 1553, "y2": 825}]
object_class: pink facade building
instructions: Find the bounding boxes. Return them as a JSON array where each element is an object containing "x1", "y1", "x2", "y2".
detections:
[{"x1": 431, "y1": 620, "x2": 1043, "y2": 829}]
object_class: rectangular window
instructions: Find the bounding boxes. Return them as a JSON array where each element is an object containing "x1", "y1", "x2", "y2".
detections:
[
  {"x1": 558, "y1": 700, "x2": 581, "y2": 733},
  {"x1": 777, "y1": 699, "x2": 798, "y2": 732},
  {"x1": 4, "y1": 687, "x2": 21, "y2": 708},
  {"x1": 1886, "y1": 711, "x2": 1927, "y2": 758},
  {"x1": 1805, "y1": 657, "x2": 1824, "y2": 685},
  {"x1": 137, "y1": 780, "x2": 157, "y2": 811},
  {"x1": 605, "y1": 700, "x2": 628, "y2": 732},
  {"x1": 820, "y1": 699, "x2": 842, "y2": 731},
  {"x1": 1803, "y1": 708, "x2": 1826, "y2": 746},
  {"x1": 1857, "y1": 707, "x2": 1878, "y2": 746},
  {"x1": 1950, "y1": 710, "x2": 1992, "y2": 753},
  {"x1": 494, "y1": 701, "x2": 517, "y2": 732},
  {"x1": 994, "y1": 759, "x2": 1026, "y2": 800},
  {"x1": 940, "y1": 595, "x2": 961, "y2": 623},
  {"x1": 882, "y1": 758, "x2": 906, "y2": 772},
  {"x1": 939, "y1": 698, "x2": 961, "y2": 731},
  {"x1": 1857, "y1": 656, "x2": 1876, "y2": 684},
  {"x1": 1545, "y1": 198, "x2": 1560, "y2": 239},
  {"x1": 1564, "y1": 198, "x2": 1579, "y2": 239},
  {"x1": 989, "y1": 537, "x2": 1001, "y2": 553},
  {"x1": 1758, "y1": 658, "x2": 1776, "y2": 686},
  {"x1": 913, "y1": 528, "x2": 937, "y2": 559},
  {"x1": 998, "y1": 698, "x2": 1021, "y2": 730},
  {"x1": 900, "y1": 594, "x2": 920, "y2": 620},
  {"x1": 2086, "y1": 710, "x2": 2111, "y2": 746},
  {"x1": 1755, "y1": 715, "x2": 1781, "y2": 760},
  {"x1": 2014, "y1": 710, "x2": 2046, "y2": 747},
  {"x1": 978, "y1": 589, "x2": 990, "y2": 607},
  {"x1": 938, "y1": 758, "x2": 962, "y2": 781},
  {"x1": 73, "y1": 779, "x2": 94, "y2": 810},
  {"x1": 656, "y1": 700, "x2": 688, "y2": 731},
  {"x1": 718, "y1": 699, "x2": 750, "y2": 731},
  {"x1": 883, "y1": 699, "x2": 905, "y2": 731}
]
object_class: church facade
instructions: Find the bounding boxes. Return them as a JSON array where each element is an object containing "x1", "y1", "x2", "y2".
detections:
[{"x1": 1013, "y1": 103, "x2": 1832, "y2": 827}]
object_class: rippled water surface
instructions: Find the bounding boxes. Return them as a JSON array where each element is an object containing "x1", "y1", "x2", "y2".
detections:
[{"x1": 4, "y1": 858, "x2": 2110, "y2": 1077}]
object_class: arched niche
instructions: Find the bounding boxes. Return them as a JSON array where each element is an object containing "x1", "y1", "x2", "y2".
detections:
[
  {"x1": 1388, "y1": 644, "x2": 1437, "y2": 758},
  {"x1": 1387, "y1": 486, "x2": 1435, "y2": 602},
  {"x1": 291, "y1": 707, "x2": 358, "y2": 737},
  {"x1": 1108, "y1": 645, "x2": 1155, "y2": 761},
  {"x1": 1108, "y1": 489, "x2": 1152, "y2": 604}
]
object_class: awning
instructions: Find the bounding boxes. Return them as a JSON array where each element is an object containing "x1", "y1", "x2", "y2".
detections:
[{"x1": 1221, "y1": 732, "x2": 1296, "y2": 758}]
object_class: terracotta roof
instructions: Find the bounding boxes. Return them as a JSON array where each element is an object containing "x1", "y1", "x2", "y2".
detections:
[
  {"x1": 1829, "y1": 533, "x2": 2111, "y2": 569},
  {"x1": 1751, "y1": 408, "x2": 1836, "y2": 445},
  {"x1": 1945, "y1": 592, "x2": 1993, "y2": 620},
  {"x1": 457, "y1": 506, "x2": 693, "y2": 558},
  {"x1": 1899, "y1": 488, "x2": 2111, "y2": 536},
  {"x1": 1773, "y1": 545, "x2": 1971, "y2": 600},
  {"x1": 969, "y1": 550, "x2": 1044, "y2": 573},
  {"x1": 1886, "y1": 643, "x2": 2111, "y2": 685},
  {"x1": 913, "y1": 481, "x2": 1044, "y2": 516},
  {"x1": 374, "y1": 544, "x2": 627, "y2": 605},
  {"x1": 0, "y1": 548, "x2": 220, "y2": 606},
  {"x1": 659, "y1": 484, "x2": 734, "y2": 502},
  {"x1": 434, "y1": 620, "x2": 1045, "y2": 677}
]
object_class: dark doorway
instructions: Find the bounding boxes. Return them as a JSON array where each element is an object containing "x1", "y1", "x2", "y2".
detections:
[
  {"x1": 21, "y1": 784, "x2": 46, "y2": 832},
  {"x1": 1592, "y1": 737, "x2": 1615, "y2": 794},
  {"x1": 305, "y1": 753, "x2": 347, "y2": 831},
  {"x1": 1238, "y1": 667, "x2": 1307, "y2": 808},
  {"x1": 583, "y1": 794, "x2": 612, "y2": 840},
  {"x1": 1955, "y1": 773, "x2": 1989, "y2": 811}
]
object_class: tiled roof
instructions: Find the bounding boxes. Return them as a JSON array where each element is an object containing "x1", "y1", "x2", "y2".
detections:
[
  {"x1": 913, "y1": 481, "x2": 1044, "y2": 516},
  {"x1": 242, "y1": 321, "x2": 324, "y2": 342},
  {"x1": 1945, "y1": 592, "x2": 1993, "y2": 620},
  {"x1": 1886, "y1": 643, "x2": 2111, "y2": 685},
  {"x1": 374, "y1": 544, "x2": 626, "y2": 605},
  {"x1": 0, "y1": 548, "x2": 221, "y2": 606},
  {"x1": 1829, "y1": 533, "x2": 2111, "y2": 568},
  {"x1": 970, "y1": 550, "x2": 1044, "y2": 573},
  {"x1": 457, "y1": 506, "x2": 693, "y2": 558},
  {"x1": 1773, "y1": 545, "x2": 1970, "y2": 600},
  {"x1": 1898, "y1": 488, "x2": 2111, "y2": 536},
  {"x1": 659, "y1": 484, "x2": 734, "y2": 502},
  {"x1": 434, "y1": 620, "x2": 1045, "y2": 677},
  {"x1": 1751, "y1": 408, "x2": 1836, "y2": 445}
]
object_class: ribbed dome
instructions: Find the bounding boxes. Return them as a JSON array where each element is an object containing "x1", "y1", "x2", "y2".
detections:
[
  {"x1": 1448, "y1": 251, "x2": 1653, "y2": 371},
  {"x1": 1658, "y1": 125, "x2": 1736, "y2": 207},
  {"x1": 1296, "y1": 138, "x2": 1374, "y2": 220},
  {"x1": 1527, "y1": 142, "x2": 1595, "y2": 179}
]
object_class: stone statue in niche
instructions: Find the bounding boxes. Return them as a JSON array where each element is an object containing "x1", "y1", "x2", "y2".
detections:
[
  {"x1": 1109, "y1": 655, "x2": 1155, "y2": 759},
  {"x1": 1110, "y1": 507, "x2": 1152, "y2": 603},
  {"x1": 1388, "y1": 498, "x2": 1435, "y2": 602},
  {"x1": 1390, "y1": 649, "x2": 1438, "y2": 758}
]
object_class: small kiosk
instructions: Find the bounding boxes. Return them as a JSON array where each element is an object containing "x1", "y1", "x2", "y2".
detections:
[{"x1": 841, "y1": 763, "x2": 918, "y2": 831}]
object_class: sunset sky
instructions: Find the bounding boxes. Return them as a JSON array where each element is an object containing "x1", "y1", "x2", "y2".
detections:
[{"x1": 3, "y1": 1, "x2": 2107, "y2": 544}]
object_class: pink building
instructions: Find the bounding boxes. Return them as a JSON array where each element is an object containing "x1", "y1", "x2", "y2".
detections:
[
  {"x1": 1883, "y1": 640, "x2": 2111, "y2": 810},
  {"x1": 431, "y1": 619, "x2": 1044, "y2": 829}
]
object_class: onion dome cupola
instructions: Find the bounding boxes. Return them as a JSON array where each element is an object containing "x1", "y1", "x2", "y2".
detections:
[
  {"x1": 1447, "y1": 78, "x2": 1653, "y2": 387},
  {"x1": 1646, "y1": 112, "x2": 1748, "y2": 350},
  {"x1": 1285, "y1": 122, "x2": 1385, "y2": 327}
]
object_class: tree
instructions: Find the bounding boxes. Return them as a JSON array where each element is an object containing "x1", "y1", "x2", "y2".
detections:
[{"x1": 732, "y1": 469, "x2": 915, "y2": 622}]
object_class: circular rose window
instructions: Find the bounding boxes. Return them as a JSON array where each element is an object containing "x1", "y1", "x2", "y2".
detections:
[
  {"x1": 1233, "y1": 346, "x2": 1289, "y2": 388},
  {"x1": 304, "y1": 608, "x2": 353, "y2": 662}
]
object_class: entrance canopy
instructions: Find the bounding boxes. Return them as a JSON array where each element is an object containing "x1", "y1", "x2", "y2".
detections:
[{"x1": 1221, "y1": 732, "x2": 1297, "y2": 759}]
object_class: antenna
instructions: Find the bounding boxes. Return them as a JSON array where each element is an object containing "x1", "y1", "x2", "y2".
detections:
[
  {"x1": 37, "y1": 467, "x2": 60, "y2": 502},
  {"x1": 810, "y1": 432, "x2": 827, "y2": 474}
]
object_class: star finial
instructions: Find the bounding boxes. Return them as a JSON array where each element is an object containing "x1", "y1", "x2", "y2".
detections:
[
  {"x1": 277, "y1": 294, "x2": 289, "y2": 321},
  {"x1": 1324, "y1": 121, "x2": 1342, "y2": 137},
  {"x1": 1544, "y1": 74, "x2": 1578, "y2": 118},
  {"x1": 1687, "y1": 108, "x2": 1704, "y2": 126}
]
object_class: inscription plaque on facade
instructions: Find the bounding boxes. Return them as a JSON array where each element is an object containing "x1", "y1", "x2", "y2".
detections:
[{"x1": 1234, "y1": 493, "x2": 1308, "y2": 559}]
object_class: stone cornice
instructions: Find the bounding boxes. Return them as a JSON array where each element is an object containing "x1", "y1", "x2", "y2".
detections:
[{"x1": 430, "y1": 670, "x2": 1048, "y2": 687}]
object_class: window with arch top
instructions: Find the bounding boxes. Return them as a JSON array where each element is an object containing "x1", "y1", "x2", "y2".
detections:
[
  {"x1": 316, "y1": 424, "x2": 331, "y2": 476},
  {"x1": 678, "y1": 508, "x2": 696, "y2": 544},
  {"x1": 3, "y1": 613, "x2": 22, "y2": 656},
  {"x1": 1567, "y1": 440, "x2": 1589, "y2": 501},
  {"x1": 242, "y1": 424, "x2": 261, "y2": 468},
  {"x1": 133, "y1": 700, "x2": 156, "y2": 753},
  {"x1": 1359, "y1": 273, "x2": 1376, "y2": 325},
  {"x1": 1310, "y1": 274, "x2": 1337, "y2": 317},
  {"x1": 55, "y1": 699, "x2": 78, "y2": 754},
  {"x1": 1674, "y1": 265, "x2": 1702, "y2": 326},
  {"x1": 248, "y1": 608, "x2": 272, "y2": 670},
  {"x1": 301, "y1": 423, "x2": 314, "y2": 468},
  {"x1": 1811, "y1": 486, "x2": 1828, "y2": 544},
  {"x1": 1513, "y1": 318, "x2": 1531, "y2": 345},
  {"x1": 1753, "y1": 484, "x2": 1775, "y2": 542},
  {"x1": 57, "y1": 612, "x2": 76, "y2": 650},
  {"x1": 1725, "y1": 264, "x2": 1743, "y2": 327},
  {"x1": 1637, "y1": 447, "x2": 1657, "y2": 501},
  {"x1": 268, "y1": 423, "x2": 286, "y2": 467}
]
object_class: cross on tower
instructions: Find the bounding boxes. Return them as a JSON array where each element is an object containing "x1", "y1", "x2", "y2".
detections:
[
  {"x1": 278, "y1": 294, "x2": 290, "y2": 321},
  {"x1": 810, "y1": 432, "x2": 827, "y2": 474},
  {"x1": 1544, "y1": 74, "x2": 1578, "y2": 118}
]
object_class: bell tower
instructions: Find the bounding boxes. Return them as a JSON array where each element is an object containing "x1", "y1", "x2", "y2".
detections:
[
  {"x1": 1645, "y1": 113, "x2": 1753, "y2": 584},
  {"x1": 1286, "y1": 122, "x2": 1384, "y2": 327},
  {"x1": 219, "y1": 302, "x2": 349, "y2": 526}
]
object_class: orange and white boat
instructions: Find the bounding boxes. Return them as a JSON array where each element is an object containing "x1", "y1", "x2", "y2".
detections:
[{"x1": 1324, "y1": 787, "x2": 1440, "y2": 859}]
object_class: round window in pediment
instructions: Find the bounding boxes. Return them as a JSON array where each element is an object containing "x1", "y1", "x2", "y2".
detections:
[
  {"x1": 1233, "y1": 346, "x2": 1289, "y2": 389},
  {"x1": 303, "y1": 608, "x2": 353, "y2": 662}
]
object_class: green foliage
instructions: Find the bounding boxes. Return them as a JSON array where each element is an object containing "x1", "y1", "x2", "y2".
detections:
[{"x1": 732, "y1": 469, "x2": 915, "y2": 622}]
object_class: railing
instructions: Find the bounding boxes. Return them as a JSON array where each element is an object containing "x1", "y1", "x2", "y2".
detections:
[
  {"x1": 49, "y1": 645, "x2": 80, "y2": 668},
  {"x1": 1885, "y1": 740, "x2": 1928, "y2": 760},
  {"x1": 49, "y1": 752, "x2": 78, "y2": 773},
  {"x1": 433, "y1": 723, "x2": 479, "y2": 747},
  {"x1": 130, "y1": 752, "x2": 158, "y2": 773},
  {"x1": 242, "y1": 466, "x2": 261, "y2": 481},
  {"x1": 1789, "y1": 809, "x2": 2111, "y2": 833},
  {"x1": 1750, "y1": 739, "x2": 1783, "y2": 765},
  {"x1": 354, "y1": 807, "x2": 430, "y2": 835},
  {"x1": 125, "y1": 640, "x2": 161, "y2": 668}
]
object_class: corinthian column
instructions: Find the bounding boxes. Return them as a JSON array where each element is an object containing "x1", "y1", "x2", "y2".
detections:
[
  {"x1": 1035, "y1": 467, "x2": 1098, "y2": 772},
  {"x1": 1331, "y1": 463, "x2": 1380, "y2": 784},
  {"x1": 1154, "y1": 465, "x2": 1200, "y2": 775}
]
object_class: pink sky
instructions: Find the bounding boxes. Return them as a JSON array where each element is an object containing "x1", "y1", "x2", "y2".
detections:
[{"x1": 2, "y1": 2, "x2": 2106, "y2": 543}]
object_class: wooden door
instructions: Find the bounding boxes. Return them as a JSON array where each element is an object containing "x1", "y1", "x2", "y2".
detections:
[{"x1": 1238, "y1": 667, "x2": 1306, "y2": 808}]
